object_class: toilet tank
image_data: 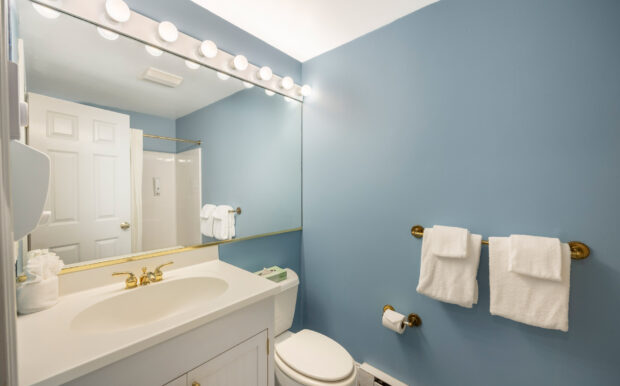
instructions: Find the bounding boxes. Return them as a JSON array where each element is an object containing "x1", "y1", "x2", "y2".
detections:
[{"x1": 274, "y1": 268, "x2": 299, "y2": 335}]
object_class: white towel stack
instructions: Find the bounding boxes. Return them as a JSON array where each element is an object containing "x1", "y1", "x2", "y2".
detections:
[
  {"x1": 212, "y1": 205, "x2": 236, "y2": 240},
  {"x1": 416, "y1": 225, "x2": 482, "y2": 308},
  {"x1": 200, "y1": 204, "x2": 217, "y2": 237},
  {"x1": 489, "y1": 235, "x2": 570, "y2": 331},
  {"x1": 17, "y1": 249, "x2": 64, "y2": 315}
]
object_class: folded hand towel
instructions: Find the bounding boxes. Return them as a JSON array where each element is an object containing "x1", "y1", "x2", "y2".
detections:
[
  {"x1": 417, "y1": 228, "x2": 482, "y2": 308},
  {"x1": 431, "y1": 225, "x2": 470, "y2": 258},
  {"x1": 17, "y1": 276, "x2": 59, "y2": 314},
  {"x1": 489, "y1": 237, "x2": 570, "y2": 332},
  {"x1": 508, "y1": 234, "x2": 562, "y2": 281},
  {"x1": 200, "y1": 204, "x2": 216, "y2": 238},
  {"x1": 212, "y1": 205, "x2": 234, "y2": 240}
]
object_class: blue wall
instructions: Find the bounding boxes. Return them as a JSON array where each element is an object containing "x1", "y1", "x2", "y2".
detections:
[
  {"x1": 125, "y1": 0, "x2": 301, "y2": 82},
  {"x1": 219, "y1": 230, "x2": 303, "y2": 331},
  {"x1": 301, "y1": 0, "x2": 620, "y2": 385},
  {"x1": 176, "y1": 87, "x2": 302, "y2": 241}
]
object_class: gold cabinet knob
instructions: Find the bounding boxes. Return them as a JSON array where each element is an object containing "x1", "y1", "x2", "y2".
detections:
[{"x1": 120, "y1": 222, "x2": 130, "y2": 230}]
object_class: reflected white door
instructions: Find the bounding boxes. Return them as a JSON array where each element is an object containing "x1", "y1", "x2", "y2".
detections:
[{"x1": 28, "y1": 93, "x2": 131, "y2": 264}]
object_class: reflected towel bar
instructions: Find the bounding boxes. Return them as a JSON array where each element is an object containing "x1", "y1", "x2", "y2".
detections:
[
  {"x1": 229, "y1": 207, "x2": 242, "y2": 215},
  {"x1": 410, "y1": 225, "x2": 590, "y2": 260},
  {"x1": 143, "y1": 133, "x2": 201, "y2": 145}
]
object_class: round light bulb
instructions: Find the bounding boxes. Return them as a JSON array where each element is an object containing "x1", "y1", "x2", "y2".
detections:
[
  {"x1": 280, "y1": 76, "x2": 294, "y2": 90},
  {"x1": 231, "y1": 55, "x2": 248, "y2": 71},
  {"x1": 97, "y1": 27, "x2": 119, "y2": 41},
  {"x1": 105, "y1": 0, "x2": 130, "y2": 23},
  {"x1": 32, "y1": 3, "x2": 60, "y2": 19},
  {"x1": 242, "y1": 82, "x2": 254, "y2": 89},
  {"x1": 265, "y1": 90, "x2": 275, "y2": 96},
  {"x1": 300, "y1": 84, "x2": 312, "y2": 97},
  {"x1": 158, "y1": 21, "x2": 178, "y2": 43},
  {"x1": 185, "y1": 60, "x2": 199, "y2": 70},
  {"x1": 199, "y1": 40, "x2": 218, "y2": 59},
  {"x1": 257, "y1": 66, "x2": 273, "y2": 81},
  {"x1": 216, "y1": 72, "x2": 230, "y2": 81},
  {"x1": 145, "y1": 45, "x2": 163, "y2": 57}
]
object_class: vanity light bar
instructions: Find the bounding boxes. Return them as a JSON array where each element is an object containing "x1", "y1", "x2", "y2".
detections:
[{"x1": 30, "y1": 0, "x2": 311, "y2": 101}]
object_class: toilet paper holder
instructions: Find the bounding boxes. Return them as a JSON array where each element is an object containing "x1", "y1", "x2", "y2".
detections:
[{"x1": 383, "y1": 304, "x2": 422, "y2": 328}]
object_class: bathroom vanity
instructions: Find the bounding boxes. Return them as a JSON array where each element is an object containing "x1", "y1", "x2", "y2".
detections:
[{"x1": 17, "y1": 251, "x2": 279, "y2": 386}]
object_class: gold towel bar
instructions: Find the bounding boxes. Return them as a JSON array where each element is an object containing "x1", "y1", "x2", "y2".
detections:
[
  {"x1": 229, "y1": 207, "x2": 242, "y2": 215},
  {"x1": 143, "y1": 133, "x2": 201, "y2": 145},
  {"x1": 410, "y1": 225, "x2": 590, "y2": 260}
]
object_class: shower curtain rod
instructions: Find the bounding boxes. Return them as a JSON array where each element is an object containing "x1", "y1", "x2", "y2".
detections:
[{"x1": 143, "y1": 134, "x2": 201, "y2": 145}]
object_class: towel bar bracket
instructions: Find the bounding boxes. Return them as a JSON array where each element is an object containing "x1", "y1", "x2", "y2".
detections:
[{"x1": 410, "y1": 225, "x2": 590, "y2": 260}]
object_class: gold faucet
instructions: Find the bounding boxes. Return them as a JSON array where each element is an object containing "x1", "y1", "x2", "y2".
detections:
[
  {"x1": 139, "y1": 267, "x2": 156, "y2": 286},
  {"x1": 112, "y1": 272, "x2": 138, "y2": 289},
  {"x1": 153, "y1": 261, "x2": 174, "y2": 282}
]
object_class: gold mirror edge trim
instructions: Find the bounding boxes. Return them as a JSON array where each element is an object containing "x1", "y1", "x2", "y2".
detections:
[{"x1": 58, "y1": 227, "x2": 302, "y2": 275}]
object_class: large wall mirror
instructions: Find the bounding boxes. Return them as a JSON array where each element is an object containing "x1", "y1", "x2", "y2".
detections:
[{"x1": 15, "y1": 0, "x2": 302, "y2": 270}]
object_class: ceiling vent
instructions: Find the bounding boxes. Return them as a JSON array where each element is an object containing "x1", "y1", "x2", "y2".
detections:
[{"x1": 141, "y1": 67, "x2": 183, "y2": 88}]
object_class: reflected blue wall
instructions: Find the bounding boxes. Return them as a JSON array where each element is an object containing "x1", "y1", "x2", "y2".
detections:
[
  {"x1": 176, "y1": 87, "x2": 302, "y2": 241},
  {"x1": 301, "y1": 0, "x2": 620, "y2": 385}
]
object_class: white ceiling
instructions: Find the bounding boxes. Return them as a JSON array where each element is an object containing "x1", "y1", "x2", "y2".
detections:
[
  {"x1": 191, "y1": 0, "x2": 439, "y2": 62},
  {"x1": 19, "y1": 0, "x2": 244, "y2": 119}
]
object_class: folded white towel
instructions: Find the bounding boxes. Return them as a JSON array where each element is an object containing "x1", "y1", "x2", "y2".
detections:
[
  {"x1": 508, "y1": 234, "x2": 562, "y2": 281},
  {"x1": 417, "y1": 228, "x2": 482, "y2": 308},
  {"x1": 200, "y1": 204, "x2": 217, "y2": 238},
  {"x1": 431, "y1": 225, "x2": 470, "y2": 258},
  {"x1": 212, "y1": 205, "x2": 235, "y2": 240},
  {"x1": 16, "y1": 276, "x2": 59, "y2": 314},
  {"x1": 489, "y1": 237, "x2": 570, "y2": 332}
]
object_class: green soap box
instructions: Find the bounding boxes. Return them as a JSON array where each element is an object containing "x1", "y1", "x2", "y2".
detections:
[{"x1": 255, "y1": 266, "x2": 287, "y2": 282}]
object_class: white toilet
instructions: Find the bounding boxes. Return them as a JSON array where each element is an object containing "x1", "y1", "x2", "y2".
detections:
[{"x1": 272, "y1": 269, "x2": 357, "y2": 386}]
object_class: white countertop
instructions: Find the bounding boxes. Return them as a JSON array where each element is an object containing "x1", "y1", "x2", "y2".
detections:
[{"x1": 17, "y1": 260, "x2": 279, "y2": 386}]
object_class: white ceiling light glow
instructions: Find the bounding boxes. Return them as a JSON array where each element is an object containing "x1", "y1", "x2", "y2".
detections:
[
  {"x1": 243, "y1": 82, "x2": 254, "y2": 89},
  {"x1": 105, "y1": 0, "x2": 131, "y2": 23},
  {"x1": 185, "y1": 60, "x2": 200, "y2": 70},
  {"x1": 300, "y1": 85, "x2": 312, "y2": 97},
  {"x1": 216, "y1": 72, "x2": 230, "y2": 81},
  {"x1": 280, "y1": 76, "x2": 294, "y2": 90},
  {"x1": 158, "y1": 21, "x2": 179, "y2": 43},
  {"x1": 265, "y1": 90, "x2": 275, "y2": 96},
  {"x1": 199, "y1": 40, "x2": 218, "y2": 59},
  {"x1": 32, "y1": 3, "x2": 60, "y2": 19},
  {"x1": 231, "y1": 55, "x2": 248, "y2": 71},
  {"x1": 97, "y1": 27, "x2": 119, "y2": 41},
  {"x1": 145, "y1": 45, "x2": 163, "y2": 57},
  {"x1": 257, "y1": 66, "x2": 272, "y2": 81}
]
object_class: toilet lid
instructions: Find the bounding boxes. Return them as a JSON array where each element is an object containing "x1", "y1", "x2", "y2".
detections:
[{"x1": 275, "y1": 329, "x2": 354, "y2": 382}]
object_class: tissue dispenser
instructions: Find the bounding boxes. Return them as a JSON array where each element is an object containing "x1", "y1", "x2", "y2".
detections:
[{"x1": 255, "y1": 266, "x2": 287, "y2": 282}]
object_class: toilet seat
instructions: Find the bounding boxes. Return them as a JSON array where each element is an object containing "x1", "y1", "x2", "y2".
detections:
[{"x1": 274, "y1": 330, "x2": 356, "y2": 386}]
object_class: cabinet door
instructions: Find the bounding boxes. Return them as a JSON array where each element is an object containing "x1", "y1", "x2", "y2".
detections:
[
  {"x1": 163, "y1": 374, "x2": 187, "y2": 386},
  {"x1": 188, "y1": 330, "x2": 268, "y2": 386}
]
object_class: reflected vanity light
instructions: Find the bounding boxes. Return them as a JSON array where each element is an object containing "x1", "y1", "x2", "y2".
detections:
[
  {"x1": 280, "y1": 76, "x2": 294, "y2": 90},
  {"x1": 300, "y1": 85, "x2": 312, "y2": 97},
  {"x1": 97, "y1": 27, "x2": 119, "y2": 41},
  {"x1": 199, "y1": 40, "x2": 218, "y2": 59},
  {"x1": 216, "y1": 72, "x2": 230, "y2": 81},
  {"x1": 158, "y1": 21, "x2": 178, "y2": 43},
  {"x1": 32, "y1": 3, "x2": 60, "y2": 19},
  {"x1": 243, "y1": 82, "x2": 254, "y2": 89},
  {"x1": 231, "y1": 55, "x2": 248, "y2": 71},
  {"x1": 284, "y1": 96, "x2": 294, "y2": 103},
  {"x1": 145, "y1": 45, "x2": 163, "y2": 57},
  {"x1": 185, "y1": 60, "x2": 200, "y2": 70},
  {"x1": 105, "y1": 0, "x2": 130, "y2": 23},
  {"x1": 257, "y1": 66, "x2": 272, "y2": 81},
  {"x1": 265, "y1": 90, "x2": 275, "y2": 96}
]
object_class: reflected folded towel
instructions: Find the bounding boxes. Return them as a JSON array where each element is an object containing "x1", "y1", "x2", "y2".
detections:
[
  {"x1": 489, "y1": 237, "x2": 570, "y2": 332},
  {"x1": 416, "y1": 228, "x2": 482, "y2": 308},
  {"x1": 212, "y1": 205, "x2": 235, "y2": 240},
  {"x1": 508, "y1": 234, "x2": 562, "y2": 281},
  {"x1": 431, "y1": 225, "x2": 470, "y2": 258},
  {"x1": 200, "y1": 204, "x2": 217, "y2": 238}
]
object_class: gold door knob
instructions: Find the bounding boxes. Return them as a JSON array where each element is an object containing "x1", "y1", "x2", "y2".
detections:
[
  {"x1": 120, "y1": 222, "x2": 130, "y2": 230},
  {"x1": 192, "y1": 382, "x2": 200, "y2": 386}
]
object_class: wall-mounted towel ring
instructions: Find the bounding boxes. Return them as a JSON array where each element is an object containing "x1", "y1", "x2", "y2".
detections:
[
  {"x1": 411, "y1": 225, "x2": 590, "y2": 260},
  {"x1": 228, "y1": 207, "x2": 242, "y2": 215},
  {"x1": 383, "y1": 304, "x2": 422, "y2": 328}
]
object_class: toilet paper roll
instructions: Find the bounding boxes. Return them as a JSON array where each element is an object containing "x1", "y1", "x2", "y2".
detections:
[{"x1": 382, "y1": 309, "x2": 406, "y2": 334}]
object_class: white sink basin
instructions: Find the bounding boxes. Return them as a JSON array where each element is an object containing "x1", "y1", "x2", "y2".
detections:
[{"x1": 71, "y1": 277, "x2": 228, "y2": 333}]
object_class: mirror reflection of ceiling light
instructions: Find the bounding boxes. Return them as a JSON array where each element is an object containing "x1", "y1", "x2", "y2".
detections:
[
  {"x1": 158, "y1": 21, "x2": 179, "y2": 43},
  {"x1": 185, "y1": 60, "x2": 200, "y2": 70},
  {"x1": 257, "y1": 66, "x2": 273, "y2": 81},
  {"x1": 300, "y1": 85, "x2": 312, "y2": 97},
  {"x1": 32, "y1": 3, "x2": 60, "y2": 19},
  {"x1": 265, "y1": 90, "x2": 275, "y2": 96},
  {"x1": 243, "y1": 82, "x2": 254, "y2": 89},
  {"x1": 280, "y1": 76, "x2": 294, "y2": 90},
  {"x1": 105, "y1": 0, "x2": 130, "y2": 23},
  {"x1": 216, "y1": 72, "x2": 230, "y2": 81},
  {"x1": 199, "y1": 40, "x2": 218, "y2": 59},
  {"x1": 284, "y1": 96, "x2": 293, "y2": 103},
  {"x1": 97, "y1": 27, "x2": 119, "y2": 41},
  {"x1": 145, "y1": 45, "x2": 164, "y2": 57},
  {"x1": 142, "y1": 67, "x2": 183, "y2": 88},
  {"x1": 231, "y1": 55, "x2": 248, "y2": 71}
]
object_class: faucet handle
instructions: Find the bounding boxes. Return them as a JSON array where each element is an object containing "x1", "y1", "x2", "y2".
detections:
[
  {"x1": 154, "y1": 261, "x2": 174, "y2": 282},
  {"x1": 112, "y1": 272, "x2": 137, "y2": 289}
]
